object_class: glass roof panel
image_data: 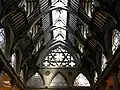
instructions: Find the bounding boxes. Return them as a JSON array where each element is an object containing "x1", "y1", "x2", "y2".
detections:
[
  {"x1": 53, "y1": 28, "x2": 66, "y2": 40},
  {"x1": 51, "y1": 0, "x2": 68, "y2": 41}
]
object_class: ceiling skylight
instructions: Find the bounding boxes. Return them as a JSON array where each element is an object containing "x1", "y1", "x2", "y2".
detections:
[{"x1": 51, "y1": 0, "x2": 68, "y2": 41}]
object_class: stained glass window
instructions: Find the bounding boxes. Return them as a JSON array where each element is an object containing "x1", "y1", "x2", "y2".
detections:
[
  {"x1": 112, "y1": 29, "x2": 120, "y2": 54},
  {"x1": 42, "y1": 46, "x2": 76, "y2": 67},
  {"x1": 50, "y1": 73, "x2": 68, "y2": 87},
  {"x1": 0, "y1": 28, "x2": 5, "y2": 50},
  {"x1": 27, "y1": 73, "x2": 44, "y2": 88},
  {"x1": 73, "y1": 73, "x2": 90, "y2": 86}
]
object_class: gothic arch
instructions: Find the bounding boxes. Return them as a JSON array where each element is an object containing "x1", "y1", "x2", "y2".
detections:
[
  {"x1": 37, "y1": 41, "x2": 81, "y2": 67},
  {"x1": 26, "y1": 72, "x2": 44, "y2": 88},
  {"x1": 73, "y1": 73, "x2": 90, "y2": 87},
  {"x1": 49, "y1": 71, "x2": 68, "y2": 87},
  {"x1": 37, "y1": 71, "x2": 45, "y2": 86}
]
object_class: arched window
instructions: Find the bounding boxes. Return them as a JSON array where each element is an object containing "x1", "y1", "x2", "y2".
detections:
[
  {"x1": 42, "y1": 46, "x2": 76, "y2": 67},
  {"x1": 0, "y1": 28, "x2": 5, "y2": 50},
  {"x1": 50, "y1": 73, "x2": 68, "y2": 87},
  {"x1": 27, "y1": 73, "x2": 44, "y2": 88},
  {"x1": 73, "y1": 73, "x2": 90, "y2": 86}
]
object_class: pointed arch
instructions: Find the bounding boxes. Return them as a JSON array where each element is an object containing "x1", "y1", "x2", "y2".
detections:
[
  {"x1": 73, "y1": 73, "x2": 90, "y2": 87},
  {"x1": 49, "y1": 72, "x2": 68, "y2": 87},
  {"x1": 37, "y1": 40, "x2": 82, "y2": 67},
  {"x1": 27, "y1": 72, "x2": 44, "y2": 88},
  {"x1": 37, "y1": 71, "x2": 45, "y2": 86}
]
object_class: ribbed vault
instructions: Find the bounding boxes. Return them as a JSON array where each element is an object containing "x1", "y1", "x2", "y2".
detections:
[{"x1": 0, "y1": 0, "x2": 120, "y2": 89}]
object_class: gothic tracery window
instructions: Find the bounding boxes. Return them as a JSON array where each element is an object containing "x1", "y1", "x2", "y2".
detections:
[
  {"x1": 73, "y1": 73, "x2": 90, "y2": 86},
  {"x1": 42, "y1": 46, "x2": 76, "y2": 67}
]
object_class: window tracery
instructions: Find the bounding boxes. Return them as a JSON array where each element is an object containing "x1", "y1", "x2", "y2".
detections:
[{"x1": 42, "y1": 46, "x2": 76, "y2": 67}]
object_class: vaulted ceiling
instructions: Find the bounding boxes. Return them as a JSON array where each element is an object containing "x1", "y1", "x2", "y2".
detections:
[{"x1": 0, "y1": 0, "x2": 120, "y2": 89}]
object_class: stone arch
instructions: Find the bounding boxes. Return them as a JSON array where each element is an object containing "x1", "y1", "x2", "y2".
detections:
[
  {"x1": 73, "y1": 73, "x2": 90, "y2": 86},
  {"x1": 49, "y1": 72, "x2": 68, "y2": 87},
  {"x1": 27, "y1": 72, "x2": 44, "y2": 88}
]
